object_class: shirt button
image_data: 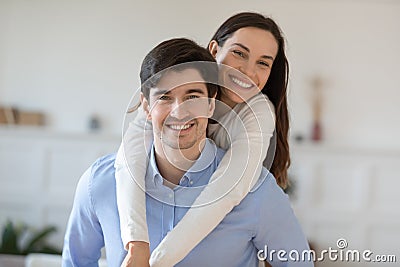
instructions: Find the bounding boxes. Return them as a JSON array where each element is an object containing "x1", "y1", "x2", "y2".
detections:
[
  {"x1": 168, "y1": 194, "x2": 173, "y2": 198},
  {"x1": 189, "y1": 181, "x2": 194, "y2": 185}
]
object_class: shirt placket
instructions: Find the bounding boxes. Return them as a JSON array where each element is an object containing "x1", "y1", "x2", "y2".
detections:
[{"x1": 162, "y1": 187, "x2": 175, "y2": 239}]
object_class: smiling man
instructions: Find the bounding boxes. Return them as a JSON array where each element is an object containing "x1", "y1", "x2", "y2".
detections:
[
  {"x1": 142, "y1": 68, "x2": 215, "y2": 181},
  {"x1": 62, "y1": 38, "x2": 312, "y2": 267}
]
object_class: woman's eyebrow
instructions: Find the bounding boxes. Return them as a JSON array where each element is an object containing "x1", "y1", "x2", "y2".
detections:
[
  {"x1": 232, "y1": 42, "x2": 250, "y2": 52},
  {"x1": 232, "y1": 42, "x2": 275, "y2": 61}
]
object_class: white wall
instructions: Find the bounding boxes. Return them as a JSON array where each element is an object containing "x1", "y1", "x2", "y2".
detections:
[{"x1": 1, "y1": 0, "x2": 399, "y2": 149}]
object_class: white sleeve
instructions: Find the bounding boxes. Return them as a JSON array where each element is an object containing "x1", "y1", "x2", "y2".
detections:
[
  {"x1": 150, "y1": 95, "x2": 275, "y2": 267},
  {"x1": 114, "y1": 106, "x2": 153, "y2": 248}
]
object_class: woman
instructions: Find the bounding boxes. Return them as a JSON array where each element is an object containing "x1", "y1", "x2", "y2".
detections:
[{"x1": 116, "y1": 12, "x2": 291, "y2": 267}]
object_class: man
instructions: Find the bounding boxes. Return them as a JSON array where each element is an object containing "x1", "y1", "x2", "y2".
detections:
[{"x1": 62, "y1": 38, "x2": 311, "y2": 267}]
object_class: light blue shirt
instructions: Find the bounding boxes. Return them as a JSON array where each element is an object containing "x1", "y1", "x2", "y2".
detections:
[{"x1": 62, "y1": 140, "x2": 312, "y2": 267}]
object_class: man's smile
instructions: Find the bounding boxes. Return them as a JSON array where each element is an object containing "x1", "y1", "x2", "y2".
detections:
[{"x1": 164, "y1": 120, "x2": 196, "y2": 134}]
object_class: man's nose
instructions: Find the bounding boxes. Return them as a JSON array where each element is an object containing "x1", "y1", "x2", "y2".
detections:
[{"x1": 169, "y1": 100, "x2": 191, "y2": 120}]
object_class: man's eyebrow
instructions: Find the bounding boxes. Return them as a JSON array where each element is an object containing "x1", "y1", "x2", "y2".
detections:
[
  {"x1": 232, "y1": 42, "x2": 275, "y2": 61},
  {"x1": 186, "y1": 88, "x2": 207, "y2": 95},
  {"x1": 152, "y1": 88, "x2": 207, "y2": 96},
  {"x1": 151, "y1": 89, "x2": 170, "y2": 96}
]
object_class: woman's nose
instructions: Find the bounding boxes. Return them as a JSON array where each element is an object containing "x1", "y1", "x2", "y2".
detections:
[{"x1": 238, "y1": 62, "x2": 257, "y2": 82}]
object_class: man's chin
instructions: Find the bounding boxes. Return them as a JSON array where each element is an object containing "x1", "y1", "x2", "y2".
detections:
[
  {"x1": 162, "y1": 141, "x2": 196, "y2": 150},
  {"x1": 162, "y1": 139, "x2": 196, "y2": 150}
]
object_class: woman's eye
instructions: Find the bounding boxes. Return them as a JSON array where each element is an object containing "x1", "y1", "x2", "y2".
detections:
[
  {"x1": 258, "y1": 61, "x2": 270, "y2": 68},
  {"x1": 233, "y1": 50, "x2": 245, "y2": 58}
]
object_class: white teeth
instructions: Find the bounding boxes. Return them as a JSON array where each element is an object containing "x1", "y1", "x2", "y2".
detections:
[
  {"x1": 231, "y1": 76, "x2": 252, "y2": 88},
  {"x1": 169, "y1": 124, "x2": 192, "y2": 130}
]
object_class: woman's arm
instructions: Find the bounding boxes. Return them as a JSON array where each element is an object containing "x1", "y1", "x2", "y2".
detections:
[
  {"x1": 114, "y1": 106, "x2": 153, "y2": 249},
  {"x1": 150, "y1": 94, "x2": 276, "y2": 267}
]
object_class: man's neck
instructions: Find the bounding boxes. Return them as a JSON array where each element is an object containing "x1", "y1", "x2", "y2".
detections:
[{"x1": 154, "y1": 140, "x2": 206, "y2": 186}]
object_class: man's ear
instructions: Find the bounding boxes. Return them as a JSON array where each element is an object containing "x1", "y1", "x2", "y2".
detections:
[
  {"x1": 208, "y1": 40, "x2": 219, "y2": 59},
  {"x1": 140, "y1": 93, "x2": 151, "y2": 120},
  {"x1": 207, "y1": 95, "x2": 216, "y2": 118}
]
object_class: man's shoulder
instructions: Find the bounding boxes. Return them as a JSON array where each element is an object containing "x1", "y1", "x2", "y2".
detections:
[
  {"x1": 247, "y1": 168, "x2": 288, "y2": 202},
  {"x1": 86, "y1": 153, "x2": 117, "y2": 189},
  {"x1": 91, "y1": 153, "x2": 116, "y2": 174}
]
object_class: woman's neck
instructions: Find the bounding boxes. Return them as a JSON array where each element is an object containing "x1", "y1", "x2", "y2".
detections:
[
  {"x1": 213, "y1": 92, "x2": 237, "y2": 120},
  {"x1": 219, "y1": 90, "x2": 237, "y2": 109}
]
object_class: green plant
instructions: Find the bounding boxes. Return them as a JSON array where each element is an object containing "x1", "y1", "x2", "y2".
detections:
[{"x1": 0, "y1": 220, "x2": 61, "y2": 255}]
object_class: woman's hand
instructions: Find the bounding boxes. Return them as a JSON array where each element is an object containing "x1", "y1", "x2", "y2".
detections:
[{"x1": 121, "y1": 241, "x2": 150, "y2": 267}]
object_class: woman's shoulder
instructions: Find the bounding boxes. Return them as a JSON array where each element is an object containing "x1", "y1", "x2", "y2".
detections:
[
  {"x1": 235, "y1": 93, "x2": 276, "y2": 122},
  {"x1": 246, "y1": 93, "x2": 274, "y2": 109},
  {"x1": 233, "y1": 93, "x2": 274, "y2": 111}
]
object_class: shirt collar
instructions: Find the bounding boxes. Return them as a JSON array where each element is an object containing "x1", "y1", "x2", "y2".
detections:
[{"x1": 148, "y1": 139, "x2": 218, "y2": 187}]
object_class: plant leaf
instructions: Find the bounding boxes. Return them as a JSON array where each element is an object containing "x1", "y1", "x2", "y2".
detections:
[
  {"x1": 22, "y1": 226, "x2": 57, "y2": 254},
  {"x1": 0, "y1": 221, "x2": 20, "y2": 254}
]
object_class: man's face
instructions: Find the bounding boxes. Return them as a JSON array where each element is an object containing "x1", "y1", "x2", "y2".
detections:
[{"x1": 142, "y1": 68, "x2": 214, "y2": 152}]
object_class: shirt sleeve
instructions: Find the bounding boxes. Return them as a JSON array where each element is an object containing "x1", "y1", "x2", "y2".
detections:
[
  {"x1": 62, "y1": 164, "x2": 104, "y2": 267},
  {"x1": 253, "y1": 174, "x2": 314, "y2": 267},
  {"x1": 150, "y1": 94, "x2": 276, "y2": 267},
  {"x1": 114, "y1": 106, "x2": 153, "y2": 248}
]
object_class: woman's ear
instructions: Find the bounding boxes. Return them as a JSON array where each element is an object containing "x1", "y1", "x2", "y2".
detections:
[
  {"x1": 208, "y1": 40, "x2": 219, "y2": 59},
  {"x1": 140, "y1": 93, "x2": 151, "y2": 120}
]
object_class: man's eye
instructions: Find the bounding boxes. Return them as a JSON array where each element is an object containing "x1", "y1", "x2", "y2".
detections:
[
  {"x1": 187, "y1": 95, "x2": 200, "y2": 100},
  {"x1": 158, "y1": 95, "x2": 170, "y2": 100}
]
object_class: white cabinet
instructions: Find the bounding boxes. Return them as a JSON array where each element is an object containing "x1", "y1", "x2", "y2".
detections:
[{"x1": 289, "y1": 143, "x2": 400, "y2": 266}]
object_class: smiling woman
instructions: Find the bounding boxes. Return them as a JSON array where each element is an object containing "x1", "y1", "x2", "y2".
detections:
[{"x1": 209, "y1": 26, "x2": 278, "y2": 108}]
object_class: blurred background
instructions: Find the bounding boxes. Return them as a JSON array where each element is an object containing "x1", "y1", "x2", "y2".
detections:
[{"x1": 0, "y1": 0, "x2": 399, "y2": 266}]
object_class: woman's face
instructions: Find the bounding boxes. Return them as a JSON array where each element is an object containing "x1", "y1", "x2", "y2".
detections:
[{"x1": 209, "y1": 27, "x2": 278, "y2": 107}]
